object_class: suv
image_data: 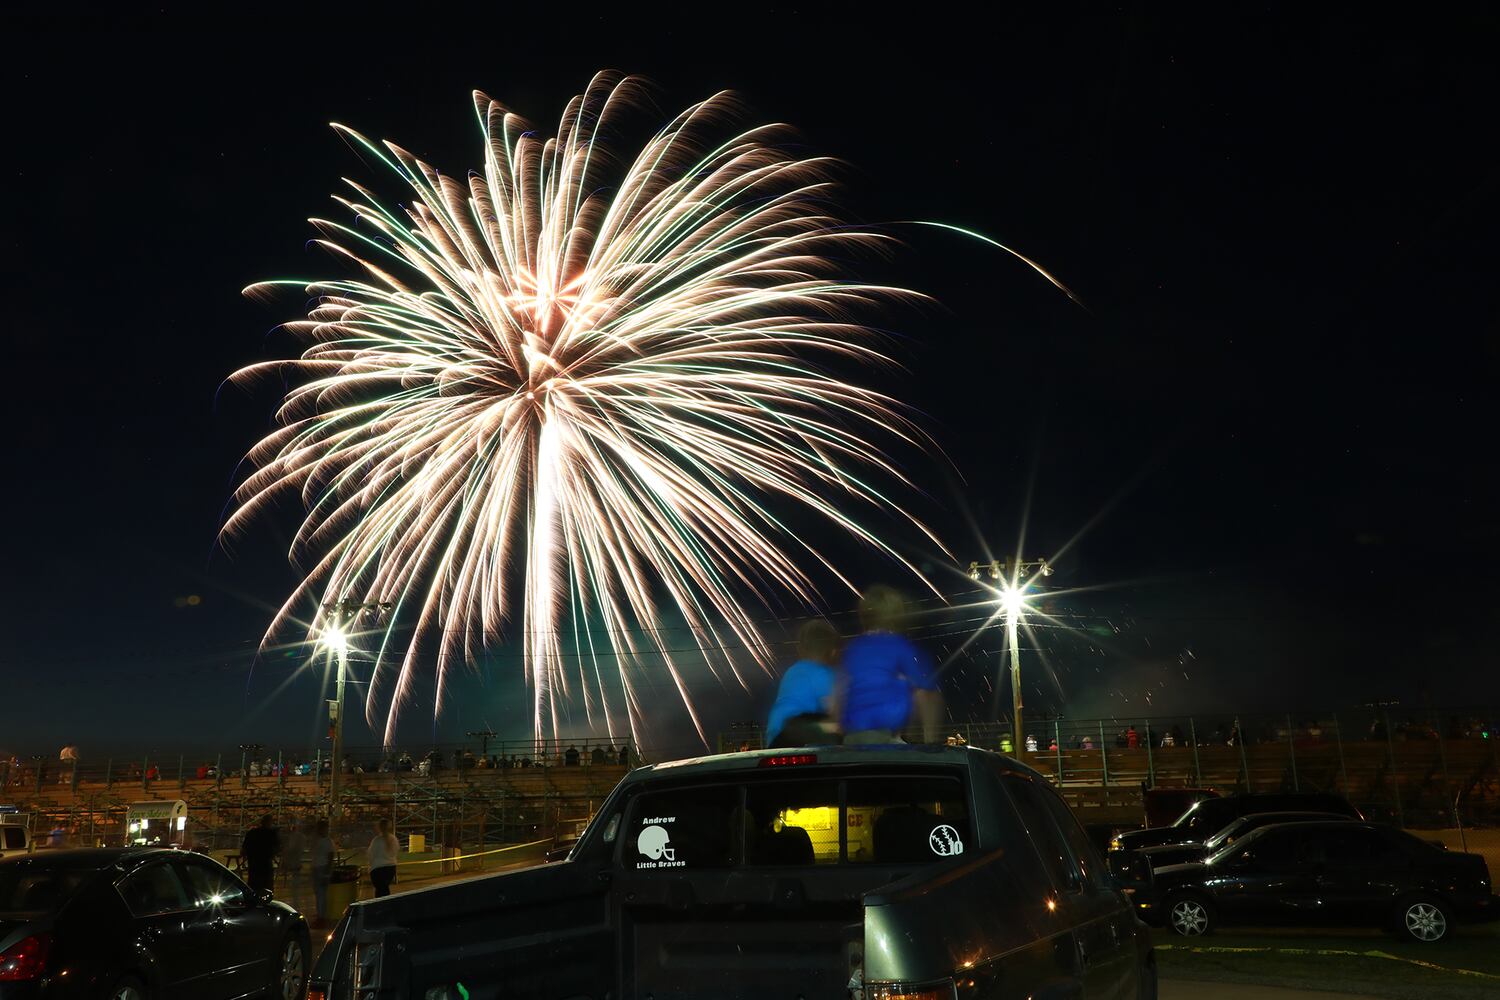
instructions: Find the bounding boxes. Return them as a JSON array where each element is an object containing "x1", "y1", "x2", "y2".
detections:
[
  {"x1": 310, "y1": 745, "x2": 1157, "y2": 999},
  {"x1": 1110, "y1": 792, "x2": 1361, "y2": 852}
]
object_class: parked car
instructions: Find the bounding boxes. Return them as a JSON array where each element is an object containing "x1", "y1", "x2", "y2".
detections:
[
  {"x1": 1138, "y1": 811, "x2": 1356, "y2": 869},
  {"x1": 0, "y1": 847, "x2": 310, "y2": 998},
  {"x1": 309, "y1": 745, "x2": 1158, "y2": 999},
  {"x1": 1139, "y1": 820, "x2": 1498, "y2": 943},
  {"x1": 1110, "y1": 792, "x2": 1361, "y2": 852}
]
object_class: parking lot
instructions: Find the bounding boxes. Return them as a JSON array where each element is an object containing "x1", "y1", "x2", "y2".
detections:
[{"x1": 1155, "y1": 923, "x2": 1500, "y2": 1000}]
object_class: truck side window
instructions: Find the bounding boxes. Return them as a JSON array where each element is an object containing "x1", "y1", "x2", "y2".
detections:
[
  {"x1": 1001, "y1": 775, "x2": 1082, "y2": 893},
  {"x1": 626, "y1": 785, "x2": 739, "y2": 870},
  {"x1": 1, "y1": 828, "x2": 24, "y2": 850},
  {"x1": 1032, "y1": 782, "x2": 1105, "y2": 890}
]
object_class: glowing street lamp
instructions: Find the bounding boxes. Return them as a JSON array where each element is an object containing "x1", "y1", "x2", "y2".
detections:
[
  {"x1": 320, "y1": 626, "x2": 349, "y2": 655},
  {"x1": 319, "y1": 601, "x2": 390, "y2": 832},
  {"x1": 999, "y1": 585, "x2": 1028, "y2": 619},
  {"x1": 969, "y1": 558, "x2": 1052, "y2": 755}
]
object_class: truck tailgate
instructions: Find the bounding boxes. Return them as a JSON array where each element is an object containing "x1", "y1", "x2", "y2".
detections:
[{"x1": 625, "y1": 902, "x2": 861, "y2": 1000}]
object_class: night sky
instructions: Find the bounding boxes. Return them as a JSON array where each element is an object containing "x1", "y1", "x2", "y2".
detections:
[{"x1": 4, "y1": 11, "x2": 1498, "y2": 758}]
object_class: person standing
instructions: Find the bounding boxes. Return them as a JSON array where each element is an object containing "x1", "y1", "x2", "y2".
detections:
[
  {"x1": 368, "y1": 819, "x2": 399, "y2": 898},
  {"x1": 241, "y1": 814, "x2": 280, "y2": 896},
  {"x1": 840, "y1": 587, "x2": 942, "y2": 744},
  {"x1": 765, "y1": 619, "x2": 842, "y2": 747},
  {"x1": 310, "y1": 819, "x2": 335, "y2": 925}
]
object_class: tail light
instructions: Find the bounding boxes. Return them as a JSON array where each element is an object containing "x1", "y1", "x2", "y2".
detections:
[
  {"x1": 759, "y1": 754, "x2": 817, "y2": 767},
  {"x1": 0, "y1": 933, "x2": 51, "y2": 982},
  {"x1": 305, "y1": 990, "x2": 328, "y2": 1000}
]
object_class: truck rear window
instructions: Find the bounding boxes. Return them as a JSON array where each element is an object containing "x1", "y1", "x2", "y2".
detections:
[{"x1": 626, "y1": 773, "x2": 969, "y2": 869}]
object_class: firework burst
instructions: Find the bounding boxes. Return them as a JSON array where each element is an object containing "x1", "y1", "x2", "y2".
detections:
[{"x1": 225, "y1": 72, "x2": 940, "y2": 744}]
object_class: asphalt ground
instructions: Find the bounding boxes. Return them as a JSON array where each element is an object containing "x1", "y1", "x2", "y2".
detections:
[
  {"x1": 1154, "y1": 923, "x2": 1500, "y2": 1000},
  {"x1": 1161, "y1": 984, "x2": 1380, "y2": 1000}
]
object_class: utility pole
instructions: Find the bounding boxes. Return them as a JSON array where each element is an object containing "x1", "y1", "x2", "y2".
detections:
[
  {"x1": 968, "y1": 557, "x2": 1053, "y2": 757},
  {"x1": 323, "y1": 598, "x2": 391, "y2": 833},
  {"x1": 467, "y1": 729, "x2": 498, "y2": 759}
]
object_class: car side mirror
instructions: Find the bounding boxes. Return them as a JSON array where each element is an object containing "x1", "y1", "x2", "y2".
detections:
[
  {"x1": 257, "y1": 888, "x2": 274, "y2": 905},
  {"x1": 1105, "y1": 850, "x2": 1153, "y2": 893}
]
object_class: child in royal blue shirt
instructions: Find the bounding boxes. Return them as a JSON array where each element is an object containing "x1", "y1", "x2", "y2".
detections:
[
  {"x1": 766, "y1": 619, "x2": 842, "y2": 747},
  {"x1": 840, "y1": 586, "x2": 942, "y2": 743}
]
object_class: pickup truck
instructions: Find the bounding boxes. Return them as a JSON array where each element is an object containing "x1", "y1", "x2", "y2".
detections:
[
  {"x1": 0, "y1": 822, "x2": 31, "y2": 860},
  {"x1": 310, "y1": 745, "x2": 1156, "y2": 999}
]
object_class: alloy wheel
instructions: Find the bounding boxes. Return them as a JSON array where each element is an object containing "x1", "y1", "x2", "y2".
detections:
[
  {"x1": 1404, "y1": 901, "x2": 1447, "y2": 942},
  {"x1": 1170, "y1": 898, "x2": 1209, "y2": 936},
  {"x1": 112, "y1": 986, "x2": 143, "y2": 1000},
  {"x1": 280, "y1": 939, "x2": 306, "y2": 999}
]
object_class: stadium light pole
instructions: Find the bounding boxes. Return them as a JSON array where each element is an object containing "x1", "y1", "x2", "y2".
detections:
[
  {"x1": 968, "y1": 558, "x2": 1052, "y2": 756},
  {"x1": 320, "y1": 599, "x2": 391, "y2": 831}
]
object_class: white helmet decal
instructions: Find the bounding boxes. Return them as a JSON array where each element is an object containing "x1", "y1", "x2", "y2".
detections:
[{"x1": 637, "y1": 824, "x2": 675, "y2": 861}]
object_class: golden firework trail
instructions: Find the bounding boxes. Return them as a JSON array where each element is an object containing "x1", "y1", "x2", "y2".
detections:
[{"x1": 225, "y1": 72, "x2": 941, "y2": 744}]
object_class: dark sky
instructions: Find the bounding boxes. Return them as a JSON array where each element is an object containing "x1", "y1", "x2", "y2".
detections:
[{"x1": 4, "y1": 10, "x2": 1498, "y2": 758}]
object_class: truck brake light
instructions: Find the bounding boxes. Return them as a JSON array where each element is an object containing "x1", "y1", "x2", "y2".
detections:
[{"x1": 759, "y1": 754, "x2": 817, "y2": 767}]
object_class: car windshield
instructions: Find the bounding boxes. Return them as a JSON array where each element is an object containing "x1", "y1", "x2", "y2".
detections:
[
  {"x1": 1206, "y1": 826, "x2": 1270, "y2": 866},
  {"x1": 0, "y1": 861, "x2": 94, "y2": 915},
  {"x1": 1202, "y1": 817, "x2": 1250, "y2": 850},
  {"x1": 1172, "y1": 799, "x2": 1229, "y2": 830}
]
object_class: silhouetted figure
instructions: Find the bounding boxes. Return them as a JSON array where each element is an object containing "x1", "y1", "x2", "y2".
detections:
[{"x1": 241, "y1": 814, "x2": 280, "y2": 895}]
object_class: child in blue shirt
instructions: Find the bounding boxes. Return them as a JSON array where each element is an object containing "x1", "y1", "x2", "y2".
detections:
[{"x1": 766, "y1": 619, "x2": 842, "y2": 747}]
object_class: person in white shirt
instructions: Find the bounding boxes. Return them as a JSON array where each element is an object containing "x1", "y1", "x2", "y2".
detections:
[{"x1": 368, "y1": 819, "x2": 400, "y2": 898}]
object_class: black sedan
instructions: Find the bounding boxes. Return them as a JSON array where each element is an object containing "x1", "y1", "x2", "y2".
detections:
[
  {"x1": 1110, "y1": 791, "x2": 1361, "y2": 852},
  {"x1": 1138, "y1": 820, "x2": 1498, "y2": 943},
  {"x1": 1139, "y1": 811, "x2": 1356, "y2": 869},
  {"x1": 0, "y1": 848, "x2": 309, "y2": 999}
]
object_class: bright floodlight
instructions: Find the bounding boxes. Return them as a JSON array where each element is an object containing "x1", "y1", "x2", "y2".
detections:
[
  {"x1": 321, "y1": 626, "x2": 349, "y2": 654},
  {"x1": 1000, "y1": 586, "x2": 1028, "y2": 618}
]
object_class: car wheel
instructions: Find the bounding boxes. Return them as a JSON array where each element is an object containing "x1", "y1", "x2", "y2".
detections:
[
  {"x1": 1398, "y1": 896, "x2": 1452, "y2": 943},
  {"x1": 110, "y1": 975, "x2": 148, "y2": 1000},
  {"x1": 1167, "y1": 893, "x2": 1214, "y2": 937},
  {"x1": 273, "y1": 933, "x2": 308, "y2": 999}
]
